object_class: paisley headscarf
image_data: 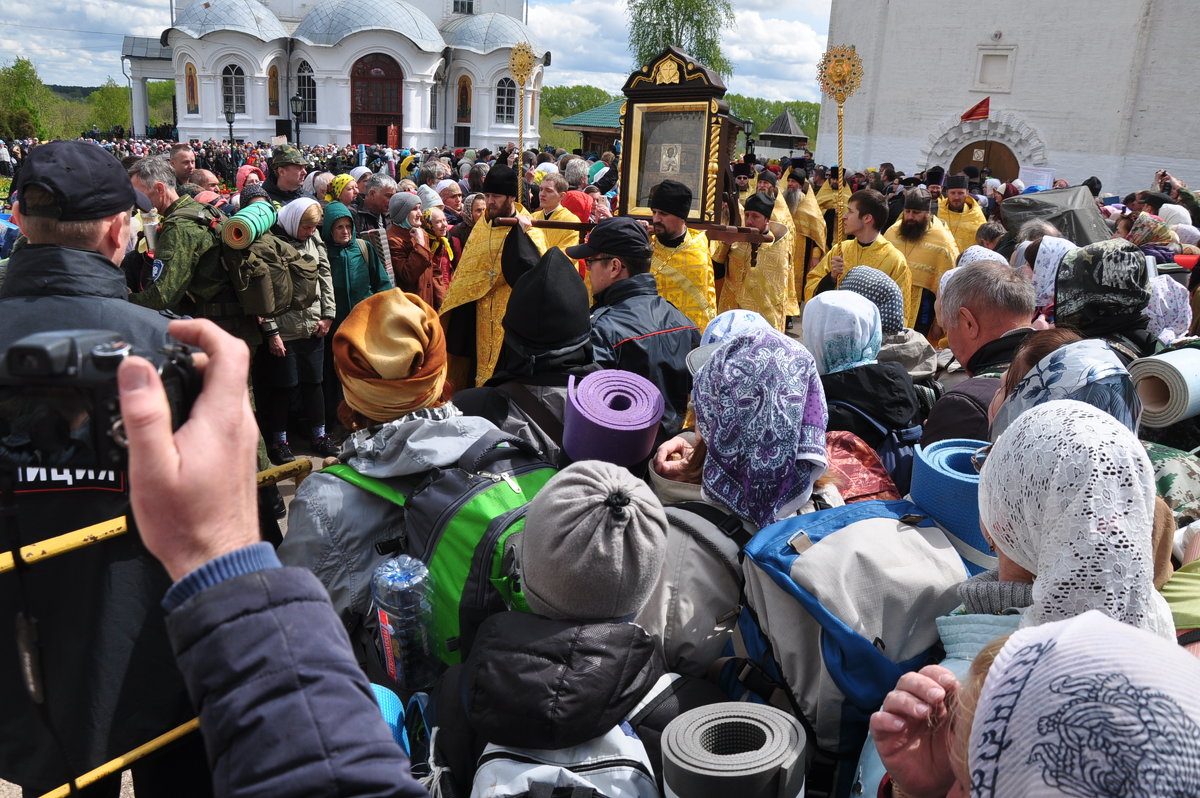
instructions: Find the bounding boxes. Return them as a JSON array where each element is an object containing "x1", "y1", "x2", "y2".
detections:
[
  {"x1": 692, "y1": 328, "x2": 828, "y2": 528},
  {"x1": 801, "y1": 290, "x2": 883, "y2": 375},
  {"x1": 1126, "y1": 211, "x2": 1173, "y2": 249}
]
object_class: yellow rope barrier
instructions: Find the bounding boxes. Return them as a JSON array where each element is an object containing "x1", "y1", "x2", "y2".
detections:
[{"x1": 36, "y1": 719, "x2": 201, "y2": 798}]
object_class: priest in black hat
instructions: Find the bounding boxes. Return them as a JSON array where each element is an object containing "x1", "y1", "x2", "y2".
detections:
[
  {"x1": 933, "y1": 172, "x2": 987, "y2": 254},
  {"x1": 648, "y1": 179, "x2": 717, "y2": 330},
  {"x1": 439, "y1": 163, "x2": 549, "y2": 386}
]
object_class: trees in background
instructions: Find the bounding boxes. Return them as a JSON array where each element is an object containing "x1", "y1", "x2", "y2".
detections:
[{"x1": 626, "y1": 0, "x2": 735, "y2": 78}]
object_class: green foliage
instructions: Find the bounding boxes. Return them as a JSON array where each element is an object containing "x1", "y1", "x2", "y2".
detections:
[
  {"x1": 147, "y1": 80, "x2": 176, "y2": 127},
  {"x1": 626, "y1": 0, "x2": 735, "y2": 78},
  {"x1": 87, "y1": 78, "x2": 130, "y2": 132},
  {"x1": 0, "y1": 57, "x2": 56, "y2": 138},
  {"x1": 726, "y1": 94, "x2": 820, "y2": 151}
]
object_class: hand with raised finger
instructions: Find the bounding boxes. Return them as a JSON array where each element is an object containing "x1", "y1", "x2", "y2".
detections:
[{"x1": 870, "y1": 665, "x2": 960, "y2": 798}]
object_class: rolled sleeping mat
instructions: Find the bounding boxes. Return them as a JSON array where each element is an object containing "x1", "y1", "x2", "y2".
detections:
[
  {"x1": 909, "y1": 438, "x2": 997, "y2": 576},
  {"x1": 563, "y1": 370, "x2": 663, "y2": 467},
  {"x1": 1130, "y1": 346, "x2": 1200, "y2": 428},
  {"x1": 662, "y1": 703, "x2": 806, "y2": 798},
  {"x1": 221, "y1": 201, "x2": 278, "y2": 249}
]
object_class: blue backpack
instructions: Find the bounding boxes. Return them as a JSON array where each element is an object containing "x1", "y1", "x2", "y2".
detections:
[{"x1": 721, "y1": 500, "x2": 967, "y2": 797}]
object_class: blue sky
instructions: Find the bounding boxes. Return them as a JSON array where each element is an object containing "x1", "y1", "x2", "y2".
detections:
[{"x1": 0, "y1": 0, "x2": 829, "y2": 101}]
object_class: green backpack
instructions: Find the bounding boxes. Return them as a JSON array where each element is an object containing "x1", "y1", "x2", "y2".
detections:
[{"x1": 324, "y1": 430, "x2": 556, "y2": 666}]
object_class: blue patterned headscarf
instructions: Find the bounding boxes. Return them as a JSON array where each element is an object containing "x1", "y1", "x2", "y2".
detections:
[
  {"x1": 840, "y1": 266, "x2": 904, "y2": 335},
  {"x1": 692, "y1": 329, "x2": 828, "y2": 528},
  {"x1": 801, "y1": 290, "x2": 883, "y2": 376},
  {"x1": 990, "y1": 338, "x2": 1140, "y2": 442}
]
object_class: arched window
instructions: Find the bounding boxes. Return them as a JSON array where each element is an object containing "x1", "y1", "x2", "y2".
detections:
[
  {"x1": 495, "y1": 77, "x2": 516, "y2": 125},
  {"x1": 222, "y1": 64, "x2": 246, "y2": 114},
  {"x1": 297, "y1": 61, "x2": 316, "y2": 124}
]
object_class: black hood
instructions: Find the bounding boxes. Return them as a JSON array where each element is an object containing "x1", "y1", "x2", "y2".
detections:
[{"x1": 464, "y1": 612, "x2": 661, "y2": 749}]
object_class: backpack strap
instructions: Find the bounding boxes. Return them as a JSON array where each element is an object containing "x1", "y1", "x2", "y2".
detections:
[
  {"x1": 497, "y1": 382, "x2": 566, "y2": 447},
  {"x1": 827, "y1": 399, "x2": 890, "y2": 438},
  {"x1": 457, "y1": 428, "x2": 542, "y2": 472},
  {"x1": 672, "y1": 501, "x2": 752, "y2": 549},
  {"x1": 356, "y1": 238, "x2": 369, "y2": 263},
  {"x1": 322, "y1": 463, "x2": 409, "y2": 507},
  {"x1": 627, "y1": 672, "x2": 684, "y2": 727}
]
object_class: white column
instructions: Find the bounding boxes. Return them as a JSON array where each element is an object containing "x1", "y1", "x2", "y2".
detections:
[{"x1": 131, "y1": 76, "x2": 150, "y2": 138}]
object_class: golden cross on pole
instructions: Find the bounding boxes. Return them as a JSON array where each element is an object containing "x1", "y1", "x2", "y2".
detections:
[
  {"x1": 508, "y1": 42, "x2": 537, "y2": 206},
  {"x1": 817, "y1": 45, "x2": 863, "y2": 246}
]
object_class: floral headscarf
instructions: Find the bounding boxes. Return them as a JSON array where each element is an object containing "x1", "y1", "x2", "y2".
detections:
[
  {"x1": 1126, "y1": 211, "x2": 1173, "y2": 249},
  {"x1": 990, "y1": 338, "x2": 1140, "y2": 442},
  {"x1": 801, "y1": 290, "x2": 882, "y2": 375},
  {"x1": 692, "y1": 329, "x2": 828, "y2": 528},
  {"x1": 1145, "y1": 274, "x2": 1192, "y2": 346},
  {"x1": 1030, "y1": 236, "x2": 1078, "y2": 308},
  {"x1": 957, "y1": 245, "x2": 1007, "y2": 269},
  {"x1": 968, "y1": 612, "x2": 1198, "y2": 797},
  {"x1": 840, "y1": 266, "x2": 905, "y2": 335}
]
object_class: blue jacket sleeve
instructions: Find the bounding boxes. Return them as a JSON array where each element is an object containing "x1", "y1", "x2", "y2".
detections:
[{"x1": 165, "y1": 566, "x2": 428, "y2": 798}]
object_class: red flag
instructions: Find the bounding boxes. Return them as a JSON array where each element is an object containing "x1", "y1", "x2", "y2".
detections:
[{"x1": 961, "y1": 97, "x2": 990, "y2": 122}]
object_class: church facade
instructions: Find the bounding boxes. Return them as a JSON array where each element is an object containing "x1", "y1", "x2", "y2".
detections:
[
  {"x1": 124, "y1": 0, "x2": 546, "y2": 149},
  {"x1": 815, "y1": 0, "x2": 1199, "y2": 189}
]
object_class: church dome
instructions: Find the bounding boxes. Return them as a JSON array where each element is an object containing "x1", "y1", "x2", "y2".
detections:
[
  {"x1": 293, "y1": 0, "x2": 445, "y2": 52},
  {"x1": 166, "y1": 0, "x2": 287, "y2": 42},
  {"x1": 440, "y1": 12, "x2": 542, "y2": 56}
]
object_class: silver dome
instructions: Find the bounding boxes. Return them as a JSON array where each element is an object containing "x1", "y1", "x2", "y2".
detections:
[
  {"x1": 293, "y1": 0, "x2": 445, "y2": 52},
  {"x1": 440, "y1": 12, "x2": 542, "y2": 56},
  {"x1": 168, "y1": 0, "x2": 287, "y2": 42}
]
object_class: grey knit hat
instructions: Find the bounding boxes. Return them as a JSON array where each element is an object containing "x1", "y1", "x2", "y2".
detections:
[{"x1": 520, "y1": 461, "x2": 668, "y2": 621}]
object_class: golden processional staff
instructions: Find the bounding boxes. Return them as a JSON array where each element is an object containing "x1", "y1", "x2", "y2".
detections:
[
  {"x1": 817, "y1": 45, "x2": 863, "y2": 244},
  {"x1": 508, "y1": 42, "x2": 537, "y2": 204}
]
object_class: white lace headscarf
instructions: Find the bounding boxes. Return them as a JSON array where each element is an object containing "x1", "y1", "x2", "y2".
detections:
[
  {"x1": 978, "y1": 400, "x2": 1174, "y2": 639},
  {"x1": 967, "y1": 611, "x2": 1200, "y2": 798}
]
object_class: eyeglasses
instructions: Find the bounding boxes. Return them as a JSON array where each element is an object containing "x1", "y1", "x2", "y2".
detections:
[
  {"x1": 585, "y1": 256, "x2": 615, "y2": 266},
  {"x1": 971, "y1": 443, "x2": 992, "y2": 473}
]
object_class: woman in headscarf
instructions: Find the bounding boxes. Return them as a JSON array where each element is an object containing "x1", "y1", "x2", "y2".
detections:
[
  {"x1": 386, "y1": 191, "x2": 443, "y2": 309},
  {"x1": 1054, "y1": 237, "x2": 1155, "y2": 363},
  {"x1": 255, "y1": 197, "x2": 338, "y2": 461},
  {"x1": 867, "y1": 401, "x2": 1181, "y2": 798},
  {"x1": 1146, "y1": 273, "x2": 1193, "y2": 347},
  {"x1": 841, "y1": 265, "x2": 938, "y2": 400},
  {"x1": 319, "y1": 201, "x2": 393, "y2": 431},
  {"x1": 1023, "y1": 235, "x2": 1078, "y2": 321},
  {"x1": 874, "y1": 611, "x2": 1199, "y2": 798},
  {"x1": 802, "y1": 290, "x2": 923, "y2": 462},
  {"x1": 1122, "y1": 210, "x2": 1178, "y2": 264},
  {"x1": 325, "y1": 173, "x2": 358, "y2": 207}
]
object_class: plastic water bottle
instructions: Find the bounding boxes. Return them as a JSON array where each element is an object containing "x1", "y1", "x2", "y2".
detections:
[{"x1": 371, "y1": 556, "x2": 437, "y2": 691}]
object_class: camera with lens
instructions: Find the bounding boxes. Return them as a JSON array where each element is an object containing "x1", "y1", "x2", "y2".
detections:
[{"x1": 0, "y1": 330, "x2": 200, "y2": 472}]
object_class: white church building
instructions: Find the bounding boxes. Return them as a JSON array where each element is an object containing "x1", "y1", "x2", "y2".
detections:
[
  {"x1": 816, "y1": 0, "x2": 1200, "y2": 190},
  {"x1": 122, "y1": 0, "x2": 547, "y2": 149}
]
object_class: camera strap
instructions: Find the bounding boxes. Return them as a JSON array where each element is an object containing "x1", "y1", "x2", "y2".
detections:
[{"x1": 1, "y1": 473, "x2": 81, "y2": 794}]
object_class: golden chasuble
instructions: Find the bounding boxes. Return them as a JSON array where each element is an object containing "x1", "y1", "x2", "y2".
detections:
[
  {"x1": 719, "y1": 221, "x2": 798, "y2": 331},
  {"x1": 538, "y1": 204, "x2": 582, "y2": 255},
  {"x1": 933, "y1": 197, "x2": 987, "y2": 255},
  {"x1": 651, "y1": 227, "x2": 717, "y2": 331},
  {"x1": 440, "y1": 210, "x2": 547, "y2": 386},
  {"x1": 816, "y1": 182, "x2": 851, "y2": 212},
  {"x1": 805, "y1": 235, "x2": 915, "y2": 326},
  {"x1": 884, "y1": 222, "x2": 959, "y2": 313},
  {"x1": 791, "y1": 187, "x2": 827, "y2": 294}
]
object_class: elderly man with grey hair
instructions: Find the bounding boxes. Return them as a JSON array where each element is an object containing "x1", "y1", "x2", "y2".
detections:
[
  {"x1": 352, "y1": 172, "x2": 398, "y2": 234},
  {"x1": 921, "y1": 259, "x2": 1036, "y2": 445},
  {"x1": 564, "y1": 157, "x2": 591, "y2": 190}
]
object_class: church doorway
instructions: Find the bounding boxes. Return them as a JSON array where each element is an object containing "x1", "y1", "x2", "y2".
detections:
[
  {"x1": 950, "y1": 140, "x2": 1018, "y2": 182},
  {"x1": 351, "y1": 53, "x2": 402, "y2": 145}
]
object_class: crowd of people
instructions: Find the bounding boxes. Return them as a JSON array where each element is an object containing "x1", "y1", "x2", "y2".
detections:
[{"x1": 1, "y1": 134, "x2": 1200, "y2": 798}]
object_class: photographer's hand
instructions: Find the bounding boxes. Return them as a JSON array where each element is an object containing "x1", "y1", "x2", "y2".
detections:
[{"x1": 118, "y1": 319, "x2": 259, "y2": 582}]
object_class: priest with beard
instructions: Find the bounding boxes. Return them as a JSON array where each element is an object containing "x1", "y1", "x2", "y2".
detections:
[
  {"x1": 884, "y1": 187, "x2": 959, "y2": 336},
  {"x1": 784, "y1": 169, "x2": 827, "y2": 295},
  {"x1": 933, "y1": 173, "x2": 987, "y2": 254}
]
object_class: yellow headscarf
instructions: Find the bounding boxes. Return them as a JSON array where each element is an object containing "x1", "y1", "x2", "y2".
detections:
[{"x1": 326, "y1": 174, "x2": 354, "y2": 204}]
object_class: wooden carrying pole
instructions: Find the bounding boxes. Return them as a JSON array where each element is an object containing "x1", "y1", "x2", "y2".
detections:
[{"x1": 817, "y1": 46, "x2": 863, "y2": 245}]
